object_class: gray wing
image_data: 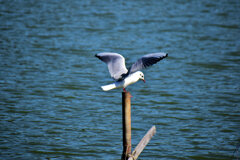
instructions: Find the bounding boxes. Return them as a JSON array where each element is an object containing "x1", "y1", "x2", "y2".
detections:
[
  {"x1": 95, "y1": 52, "x2": 128, "y2": 80},
  {"x1": 129, "y1": 52, "x2": 168, "y2": 73}
]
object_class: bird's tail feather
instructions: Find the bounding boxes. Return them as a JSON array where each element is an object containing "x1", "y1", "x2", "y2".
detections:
[{"x1": 101, "y1": 83, "x2": 117, "y2": 91}]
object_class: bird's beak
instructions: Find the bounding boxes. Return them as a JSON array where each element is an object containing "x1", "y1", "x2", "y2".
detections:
[{"x1": 142, "y1": 79, "x2": 146, "y2": 83}]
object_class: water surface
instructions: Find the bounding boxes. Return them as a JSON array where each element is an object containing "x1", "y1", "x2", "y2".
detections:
[{"x1": 1, "y1": 0, "x2": 240, "y2": 159}]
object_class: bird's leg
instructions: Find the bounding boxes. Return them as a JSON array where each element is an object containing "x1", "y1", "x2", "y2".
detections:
[
  {"x1": 123, "y1": 88, "x2": 133, "y2": 98},
  {"x1": 129, "y1": 92, "x2": 133, "y2": 98}
]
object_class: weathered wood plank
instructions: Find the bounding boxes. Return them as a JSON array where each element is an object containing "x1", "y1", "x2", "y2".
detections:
[{"x1": 131, "y1": 125, "x2": 156, "y2": 160}]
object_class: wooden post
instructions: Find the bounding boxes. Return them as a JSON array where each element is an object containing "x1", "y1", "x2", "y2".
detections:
[
  {"x1": 120, "y1": 92, "x2": 156, "y2": 160},
  {"x1": 121, "y1": 91, "x2": 132, "y2": 160}
]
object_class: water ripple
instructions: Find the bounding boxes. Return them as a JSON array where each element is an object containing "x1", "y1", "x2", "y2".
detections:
[{"x1": 1, "y1": 0, "x2": 240, "y2": 159}]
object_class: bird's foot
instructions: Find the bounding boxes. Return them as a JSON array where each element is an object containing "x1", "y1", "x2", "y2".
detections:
[
  {"x1": 123, "y1": 88, "x2": 133, "y2": 98},
  {"x1": 130, "y1": 93, "x2": 133, "y2": 98}
]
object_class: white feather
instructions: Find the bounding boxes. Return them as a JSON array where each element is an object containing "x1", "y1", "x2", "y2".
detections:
[
  {"x1": 100, "y1": 71, "x2": 144, "y2": 91},
  {"x1": 101, "y1": 83, "x2": 117, "y2": 91}
]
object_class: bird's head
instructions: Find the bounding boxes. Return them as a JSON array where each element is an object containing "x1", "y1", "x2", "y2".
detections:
[{"x1": 138, "y1": 71, "x2": 145, "y2": 83}]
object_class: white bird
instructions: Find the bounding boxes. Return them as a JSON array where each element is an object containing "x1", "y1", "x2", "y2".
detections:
[{"x1": 95, "y1": 52, "x2": 168, "y2": 92}]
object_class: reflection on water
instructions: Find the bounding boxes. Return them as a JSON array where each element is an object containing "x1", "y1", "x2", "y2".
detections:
[{"x1": 1, "y1": 0, "x2": 240, "y2": 159}]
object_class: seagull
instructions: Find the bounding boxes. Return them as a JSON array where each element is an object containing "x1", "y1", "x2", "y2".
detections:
[{"x1": 95, "y1": 52, "x2": 168, "y2": 92}]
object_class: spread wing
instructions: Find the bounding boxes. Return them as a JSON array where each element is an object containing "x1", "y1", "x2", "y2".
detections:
[
  {"x1": 129, "y1": 52, "x2": 168, "y2": 74},
  {"x1": 95, "y1": 52, "x2": 128, "y2": 80}
]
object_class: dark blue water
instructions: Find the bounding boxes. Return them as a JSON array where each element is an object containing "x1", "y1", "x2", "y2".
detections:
[{"x1": 1, "y1": 0, "x2": 240, "y2": 159}]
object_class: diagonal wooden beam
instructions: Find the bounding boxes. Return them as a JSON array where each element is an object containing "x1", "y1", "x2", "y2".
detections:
[{"x1": 130, "y1": 125, "x2": 156, "y2": 160}]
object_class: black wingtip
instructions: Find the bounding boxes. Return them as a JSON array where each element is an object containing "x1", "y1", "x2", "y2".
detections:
[
  {"x1": 95, "y1": 54, "x2": 99, "y2": 58},
  {"x1": 166, "y1": 53, "x2": 168, "y2": 57}
]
